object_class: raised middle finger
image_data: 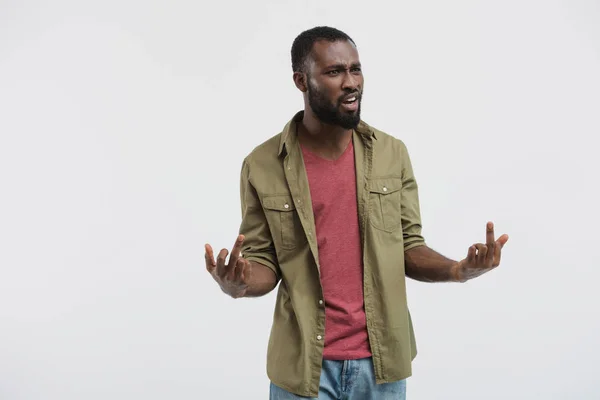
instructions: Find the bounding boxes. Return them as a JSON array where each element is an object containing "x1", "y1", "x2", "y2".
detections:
[{"x1": 486, "y1": 221, "x2": 495, "y2": 246}]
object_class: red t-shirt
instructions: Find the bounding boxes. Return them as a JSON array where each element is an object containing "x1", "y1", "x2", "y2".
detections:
[{"x1": 301, "y1": 139, "x2": 371, "y2": 360}]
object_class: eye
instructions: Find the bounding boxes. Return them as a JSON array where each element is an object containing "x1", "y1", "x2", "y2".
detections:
[
  {"x1": 351, "y1": 67, "x2": 362, "y2": 73},
  {"x1": 327, "y1": 70, "x2": 340, "y2": 76}
]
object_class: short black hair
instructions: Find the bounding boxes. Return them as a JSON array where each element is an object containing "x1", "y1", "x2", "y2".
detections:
[{"x1": 291, "y1": 26, "x2": 356, "y2": 73}]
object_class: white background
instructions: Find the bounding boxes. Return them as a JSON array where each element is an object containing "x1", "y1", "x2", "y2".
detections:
[{"x1": 1, "y1": 0, "x2": 599, "y2": 399}]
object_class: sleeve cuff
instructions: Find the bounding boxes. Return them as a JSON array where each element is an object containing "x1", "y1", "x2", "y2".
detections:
[
  {"x1": 245, "y1": 255, "x2": 281, "y2": 281},
  {"x1": 404, "y1": 240, "x2": 426, "y2": 252}
]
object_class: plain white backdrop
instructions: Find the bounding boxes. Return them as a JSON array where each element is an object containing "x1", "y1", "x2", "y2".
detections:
[{"x1": 1, "y1": 0, "x2": 599, "y2": 399}]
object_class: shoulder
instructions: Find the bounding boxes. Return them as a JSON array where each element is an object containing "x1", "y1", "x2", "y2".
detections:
[
  {"x1": 242, "y1": 132, "x2": 282, "y2": 170},
  {"x1": 239, "y1": 129, "x2": 290, "y2": 195},
  {"x1": 371, "y1": 126, "x2": 409, "y2": 151},
  {"x1": 363, "y1": 122, "x2": 416, "y2": 178}
]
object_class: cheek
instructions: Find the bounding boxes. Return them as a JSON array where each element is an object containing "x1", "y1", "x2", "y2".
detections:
[
  {"x1": 322, "y1": 85, "x2": 340, "y2": 102},
  {"x1": 310, "y1": 79, "x2": 340, "y2": 104},
  {"x1": 314, "y1": 86, "x2": 334, "y2": 103}
]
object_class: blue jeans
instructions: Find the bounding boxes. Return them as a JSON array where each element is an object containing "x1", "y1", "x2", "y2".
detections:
[{"x1": 269, "y1": 357, "x2": 406, "y2": 399}]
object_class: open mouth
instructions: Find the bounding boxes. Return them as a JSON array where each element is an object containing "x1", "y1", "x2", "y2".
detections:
[
  {"x1": 343, "y1": 95, "x2": 358, "y2": 104},
  {"x1": 341, "y1": 94, "x2": 359, "y2": 111}
]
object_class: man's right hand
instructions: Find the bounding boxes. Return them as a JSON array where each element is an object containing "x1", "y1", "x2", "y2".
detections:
[{"x1": 205, "y1": 235, "x2": 253, "y2": 299}]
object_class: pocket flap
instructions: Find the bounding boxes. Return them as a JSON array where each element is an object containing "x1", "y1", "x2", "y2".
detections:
[
  {"x1": 262, "y1": 195, "x2": 296, "y2": 211},
  {"x1": 368, "y1": 177, "x2": 402, "y2": 195}
]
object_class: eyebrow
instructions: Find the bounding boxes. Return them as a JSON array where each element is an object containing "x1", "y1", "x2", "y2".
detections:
[{"x1": 324, "y1": 62, "x2": 362, "y2": 70}]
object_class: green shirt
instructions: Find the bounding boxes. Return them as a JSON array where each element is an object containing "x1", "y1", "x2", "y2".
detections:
[{"x1": 239, "y1": 111, "x2": 426, "y2": 397}]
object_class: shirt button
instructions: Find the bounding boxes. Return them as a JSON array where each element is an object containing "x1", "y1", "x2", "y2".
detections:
[
  {"x1": 317, "y1": 335, "x2": 322, "y2": 341},
  {"x1": 382, "y1": 186, "x2": 388, "y2": 192},
  {"x1": 284, "y1": 203, "x2": 289, "y2": 209},
  {"x1": 319, "y1": 300, "x2": 323, "y2": 305}
]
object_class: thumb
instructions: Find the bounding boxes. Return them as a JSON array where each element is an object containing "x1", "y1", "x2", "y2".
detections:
[{"x1": 496, "y1": 234, "x2": 509, "y2": 247}]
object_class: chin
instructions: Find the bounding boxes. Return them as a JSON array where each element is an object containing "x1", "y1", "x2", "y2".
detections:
[{"x1": 339, "y1": 118, "x2": 360, "y2": 130}]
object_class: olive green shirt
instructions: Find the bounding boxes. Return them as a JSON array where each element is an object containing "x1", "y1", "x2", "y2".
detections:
[{"x1": 239, "y1": 111, "x2": 426, "y2": 397}]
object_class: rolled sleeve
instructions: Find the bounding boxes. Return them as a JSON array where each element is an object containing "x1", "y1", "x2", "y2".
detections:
[
  {"x1": 239, "y1": 158, "x2": 281, "y2": 281},
  {"x1": 399, "y1": 142, "x2": 426, "y2": 251}
]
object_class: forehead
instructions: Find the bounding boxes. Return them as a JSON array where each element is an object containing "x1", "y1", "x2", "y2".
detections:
[{"x1": 309, "y1": 39, "x2": 360, "y2": 68}]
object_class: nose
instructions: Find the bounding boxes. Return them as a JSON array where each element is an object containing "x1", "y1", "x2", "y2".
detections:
[{"x1": 342, "y1": 71, "x2": 360, "y2": 92}]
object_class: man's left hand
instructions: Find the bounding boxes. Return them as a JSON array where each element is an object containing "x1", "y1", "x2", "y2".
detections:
[{"x1": 451, "y1": 222, "x2": 509, "y2": 282}]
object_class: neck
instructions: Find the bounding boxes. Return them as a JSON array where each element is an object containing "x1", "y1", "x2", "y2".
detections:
[{"x1": 298, "y1": 108, "x2": 353, "y2": 158}]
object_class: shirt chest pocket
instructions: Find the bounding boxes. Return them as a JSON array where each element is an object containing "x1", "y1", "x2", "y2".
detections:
[
  {"x1": 368, "y1": 177, "x2": 403, "y2": 233},
  {"x1": 262, "y1": 195, "x2": 304, "y2": 250}
]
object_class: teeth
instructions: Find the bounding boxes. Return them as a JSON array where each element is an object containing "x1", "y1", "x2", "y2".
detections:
[{"x1": 345, "y1": 97, "x2": 356, "y2": 102}]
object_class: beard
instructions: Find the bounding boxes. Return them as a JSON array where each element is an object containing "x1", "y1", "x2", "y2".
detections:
[{"x1": 307, "y1": 79, "x2": 362, "y2": 130}]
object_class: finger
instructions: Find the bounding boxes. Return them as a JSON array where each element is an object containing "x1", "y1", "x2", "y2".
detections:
[
  {"x1": 234, "y1": 258, "x2": 245, "y2": 282},
  {"x1": 228, "y1": 234, "x2": 245, "y2": 272},
  {"x1": 485, "y1": 223, "x2": 496, "y2": 263},
  {"x1": 205, "y1": 244, "x2": 216, "y2": 272},
  {"x1": 216, "y1": 248, "x2": 229, "y2": 278},
  {"x1": 236, "y1": 258, "x2": 252, "y2": 284},
  {"x1": 485, "y1": 221, "x2": 495, "y2": 246},
  {"x1": 466, "y1": 245, "x2": 477, "y2": 264},
  {"x1": 475, "y1": 243, "x2": 487, "y2": 265}
]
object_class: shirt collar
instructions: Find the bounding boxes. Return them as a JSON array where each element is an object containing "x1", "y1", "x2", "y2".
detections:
[{"x1": 278, "y1": 110, "x2": 377, "y2": 157}]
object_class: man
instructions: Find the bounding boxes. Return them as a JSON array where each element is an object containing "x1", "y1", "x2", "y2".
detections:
[{"x1": 205, "y1": 26, "x2": 509, "y2": 399}]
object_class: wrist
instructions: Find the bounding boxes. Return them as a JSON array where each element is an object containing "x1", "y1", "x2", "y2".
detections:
[{"x1": 450, "y1": 261, "x2": 465, "y2": 283}]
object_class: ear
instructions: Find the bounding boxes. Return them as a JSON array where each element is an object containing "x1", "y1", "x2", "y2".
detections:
[{"x1": 293, "y1": 71, "x2": 308, "y2": 93}]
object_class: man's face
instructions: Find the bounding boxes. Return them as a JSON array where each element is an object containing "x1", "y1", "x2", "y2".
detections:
[{"x1": 305, "y1": 40, "x2": 363, "y2": 129}]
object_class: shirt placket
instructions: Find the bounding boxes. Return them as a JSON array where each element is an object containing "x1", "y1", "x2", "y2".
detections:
[
  {"x1": 354, "y1": 131, "x2": 384, "y2": 380},
  {"x1": 283, "y1": 141, "x2": 320, "y2": 274},
  {"x1": 282, "y1": 136, "x2": 327, "y2": 395}
]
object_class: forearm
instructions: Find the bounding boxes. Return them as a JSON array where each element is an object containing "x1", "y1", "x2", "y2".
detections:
[
  {"x1": 404, "y1": 245, "x2": 460, "y2": 283},
  {"x1": 243, "y1": 261, "x2": 279, "y2": 297}
]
